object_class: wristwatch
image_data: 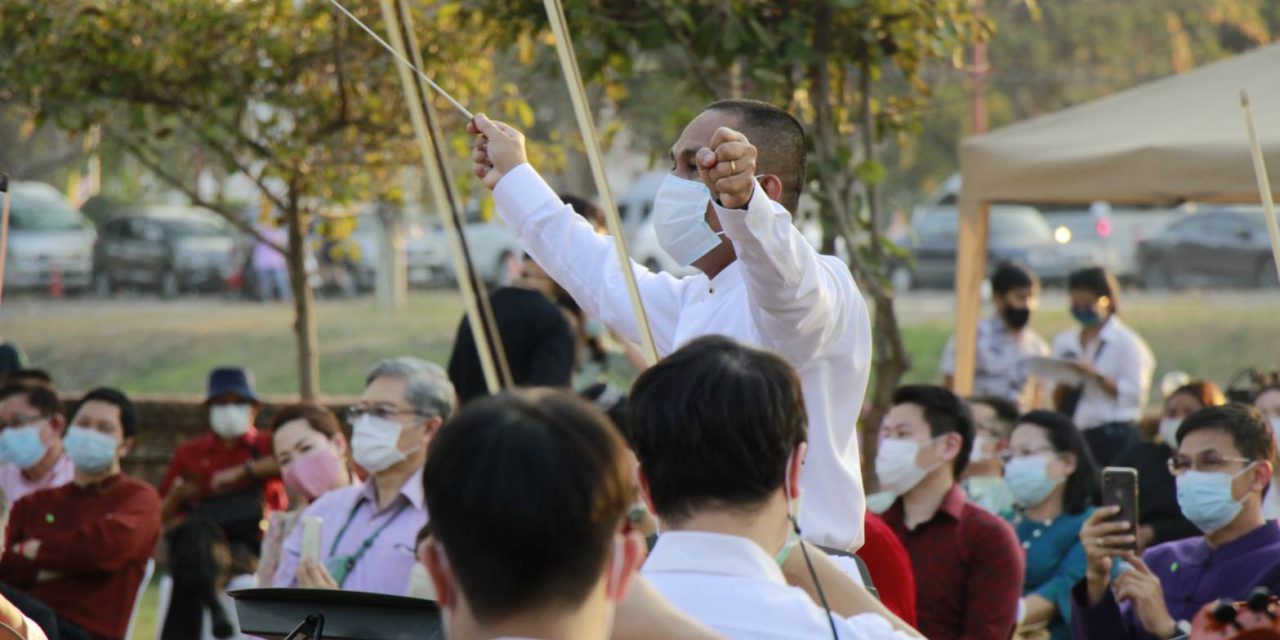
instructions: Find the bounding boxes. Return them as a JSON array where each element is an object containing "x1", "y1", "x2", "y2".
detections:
[{"x1": 1167, "y1": 619, "x2": 1191, "y2": 640}]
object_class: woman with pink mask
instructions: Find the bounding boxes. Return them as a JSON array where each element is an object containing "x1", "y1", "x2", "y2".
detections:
[{"x1": 256, "y1": 403, "x2": 355, "y2": 586}]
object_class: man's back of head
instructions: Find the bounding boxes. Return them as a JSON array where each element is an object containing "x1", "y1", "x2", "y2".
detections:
[
  {"x1": 422, "y1": 389, "x2": 641, "y2": 640},
  {"x1": 628, "y1": 335, "x2": 807, "y2": 525}
]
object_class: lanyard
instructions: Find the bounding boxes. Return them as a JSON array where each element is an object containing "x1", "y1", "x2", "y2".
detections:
[{"x1": 327, "y1": 494, "x2": 411, "y2": 584}]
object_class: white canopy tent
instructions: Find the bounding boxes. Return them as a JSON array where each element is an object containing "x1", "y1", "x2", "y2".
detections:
[{"x1": 951, "y1": 43, "x2": 1280, "y2": 394}]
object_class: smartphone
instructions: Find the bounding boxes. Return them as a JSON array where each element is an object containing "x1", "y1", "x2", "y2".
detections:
[
  {"x1": 301, "y1": 516, "x2": 323, "y2": 563},
  {"x1": 1102, "y1": 467, "x2": 1139, "y2": 551}
]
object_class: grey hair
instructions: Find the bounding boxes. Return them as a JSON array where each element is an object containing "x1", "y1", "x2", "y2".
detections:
[{"x1": 365, "y1": 357, "x2": 457, "y2": 420}]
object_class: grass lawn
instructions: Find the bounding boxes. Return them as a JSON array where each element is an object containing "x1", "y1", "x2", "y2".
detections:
[{"x1": 3, "y1": 288, "x2": 1277, "y2": 402}]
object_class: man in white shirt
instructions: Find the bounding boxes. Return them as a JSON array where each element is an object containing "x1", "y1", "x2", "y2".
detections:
[
  {"x1": 0, "y1": 385, "x2": 74, "y2": 505},
  {"x1": 1049, "y1": 267, "x2": 1155, "y2": 467},
  {"x1": 420, "y1": 389, "x2": 716, "y2": 640},
  {"x1": 628, "y1": 336, "x2": 919, "y2": 639},
  {"x1": 469, "y1": 99, "x2": 871, "y2": 550}
]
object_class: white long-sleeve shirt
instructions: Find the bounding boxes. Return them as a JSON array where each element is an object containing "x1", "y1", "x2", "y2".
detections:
[
  {"x1": 644, "y1": 531, "x2": 910, "y2": 639},
  {"x1": 493, "y1": 164, "x2": 871, "y2": 549},
  {"x1": 1050, "y1": 316, "x2": 1156, "y2": 429}
]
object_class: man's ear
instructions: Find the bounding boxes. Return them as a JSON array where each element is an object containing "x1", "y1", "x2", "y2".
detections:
[
  {"x1": 423, "y1": 538, "x2": 456, "y2": 609},
  {"x1": 607, "y1": 530, "x2": 647, "y2": 603},
  {"x1": 421, "y1": 417, "x2": 444, "y2": 445},
  {"x1": 118, "y1": 436, "x2": 136, "y2": 460},
  {"x1": 50, "y1": 414, "x2": 67, "y2": 438},
  {"x1": 759, "y1": 174, "x2": 783, "y2": 204},
  {"x1": 787, "y1": 444, "x2": 807, "y2": 501},
  {"x1": 1251, "y1": 461, "x2": 1273, "y2": 493}
]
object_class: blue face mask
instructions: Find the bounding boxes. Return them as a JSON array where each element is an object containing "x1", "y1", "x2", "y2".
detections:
[
  {"x1": 1176, "y1": 466, "x2": 1254, "y2": 534},
  {"x1": 1004, "y1": 454, "x2": 1064, "y2": 508},
  {"x1": 0, "y1": 425, "x2": 49, "y2": 470},
  {"x1": 1070, "y1": 306, "x2": 1102, "y2": 327},
  {"x1": 64, "y1": 427, "x2": 120, "y2": 473}
]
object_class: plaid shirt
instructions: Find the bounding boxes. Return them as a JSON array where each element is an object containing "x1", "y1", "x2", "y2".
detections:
[{"x1": 941, "y1": 315, "x2": 1048, "y2": 409}]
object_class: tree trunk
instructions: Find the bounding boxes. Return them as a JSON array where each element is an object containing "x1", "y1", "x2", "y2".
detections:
[{"x1": 284, "y1": 198, "x2": 320, "y2": 400}]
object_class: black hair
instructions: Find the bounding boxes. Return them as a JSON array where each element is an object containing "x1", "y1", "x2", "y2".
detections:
[
  {"x1": 990, "y1": 261, "x2": 1038, "y2": 296},
  {"x1": 0, "y1": 384, "x2": 62, "y2": 419},
  {"x1": 1177, "y1": 404, "x2": 1277, "y2": 464},
  {"x1": 1015, "y1": 411, "x2": 1100, "y2": 514},
  {"x1": 2, "y1": 369, "x2": 54, "y2": 389},
  {"x1": 969, "y1": 396, "x2": 1020, "y2": 437},
  {"x1": 705, "y1": 99, "x2": 806, "y2": 213},
  {"x1": 77, "y1": 387, "x2": 139, "y2": 438},
  {"x1": 559, "y1": 194, "x2": 602, "y2": 226},
  {"x1": 892, "y1": 385, "x2": 974, "y2": 477},
  {"x1": 628, "y1": 335, "x2": 806, "y2": 523},
  {"x1": 424, "y1": 389, "x2": 630, "y2": 624},
  {"x1": 1067, "y1": 266, "x2": 1122, "y2": 314}
]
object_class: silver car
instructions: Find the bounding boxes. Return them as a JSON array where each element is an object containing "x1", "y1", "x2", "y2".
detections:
[{"x1": 6, "y1": 181, "x2": 96, "y2": 292}]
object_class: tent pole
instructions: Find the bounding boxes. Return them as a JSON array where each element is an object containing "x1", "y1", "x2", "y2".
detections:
[
  {"x1": 1241, "y1": 92, "x2": 1280, "y2": 286},
  {"x1": 952, "y1": 199, "x2": 990, "y2": 397}
]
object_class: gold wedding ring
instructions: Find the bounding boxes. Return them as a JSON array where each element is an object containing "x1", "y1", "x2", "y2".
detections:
[{"x1": 730, "y1": 160, "x2": 737, "y2": 172}]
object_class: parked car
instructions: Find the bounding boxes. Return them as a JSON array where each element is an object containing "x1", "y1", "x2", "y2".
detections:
[
  {"x1": 345, "y1": 203, "x2": 450, "y2": 290},
  {"x1": 94, "y1": 206, "x2": 236, "y2": 298},
  {"x1": 1136, "y1": 207, "x2": 1279, "y2": 288},
  {"x1": 5, "y1": 181, "x2": 96, "y2": 293}
]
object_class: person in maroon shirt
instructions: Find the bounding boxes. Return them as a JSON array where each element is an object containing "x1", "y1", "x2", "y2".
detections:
[
  {"x1": 0, "y1": 387, "x2": 161, "y2": 640},
  {"x1": 158, "y1": 367, "x2": 284, "y2": 640},
  {"x1": 877, "y1": 385, "x2": 1025, "y2": 640}
]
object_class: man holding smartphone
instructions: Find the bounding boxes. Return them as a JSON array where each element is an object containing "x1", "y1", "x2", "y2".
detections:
[{"x1": 1070, "y1": 404, "x2": 1280, "y2": 639}]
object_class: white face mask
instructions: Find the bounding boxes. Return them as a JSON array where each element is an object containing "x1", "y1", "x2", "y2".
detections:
[
  {"x1": 209, "y1": 405, "x2": 252, "y2": 439},
  {"x1": 351, "y1": 414, "x2": 412, "y2": 473},
  {"x1": 876, "y1": 437, "x2": 941, "y2": 496},
  {"x1": 1159, "y1": 418, "x2": 1182, "y2": 448},
  {"x1": 651, "y1": 174, "x2": 725, "y2": 267}
]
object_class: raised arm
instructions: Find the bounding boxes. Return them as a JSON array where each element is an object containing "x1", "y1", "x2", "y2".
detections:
[{"x1": 473, "y1": 116, "x2": 685, "y2": 353}]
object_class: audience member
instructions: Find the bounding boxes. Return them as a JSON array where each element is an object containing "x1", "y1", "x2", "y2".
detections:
[
  {"x1": 859, "y1": 512, "x2": 918, "y2": 627},
  {"x1": 1004, "y1": 410, "x2": 1099, "y2": 640},
  {"x1": 0, "y1": 385, "x2": 73, "y2": 505},
  {"x1": 0, "y1": 388, "x2": 161, "y2": 640},
  {"x1": 447, "y1": 255, "x2": 576, "y2": 405},
  {"x1": 158, "y1": 367, "x2": 285, "y2": 640},
  {"x1": 941, "y1": 261, "x2": 1049, "y2": 410},
  {"x1": 1072, "y1": 404, "x2": 1280, "y2": 639},
  {"x1": 274, "y1": 357, "x2": 452, "y2": 595},
  {"x1": 252, "y1": 222, "x2": 291, "y2": 302},
  {"x1": 1255, "y1": 385, "x2": 1280, "y2": 519},
  {"x1": 961, "y1": 395, "x2": 1019, "y2": 519},
  {"x1": 631, "y1": 336, "x2": 919, "y2": 639},
  {"x1": 876, "y1": 384, "x2": 1024, "y2": 639},
  {"x1": 1114, "y1": 381, "x2": 1225, "y2": 550},
  {"x1": 1050, "y1": 266, "x2": 1155, "y2": 468},
  {"x1": 421, "y1": 389, "x2": 645, "y2": 640},
  {"x1": 257, "y1": 403, "x2": 355, "y2": 587}
]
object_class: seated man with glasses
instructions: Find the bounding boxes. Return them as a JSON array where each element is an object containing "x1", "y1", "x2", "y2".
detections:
[
  {"x1": 1071, "y1": 404, "x2": 1280, "y2": 640},
  {"x1": 273, "y1": 357, "x2": 455, "y2": 596}
]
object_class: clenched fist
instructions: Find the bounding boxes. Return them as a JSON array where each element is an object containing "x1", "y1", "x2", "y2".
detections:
[
  {"x1": 468, "y1": 114, "x2": 528, "y2": 190},
  {"x1": 696, "y1": 127, "x2": 757, "y2": 209}
]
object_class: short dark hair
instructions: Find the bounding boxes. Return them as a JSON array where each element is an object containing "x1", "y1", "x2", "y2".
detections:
[
  {"x1": 990, "y1": 261, "x2": 1038, "y2": 296},
  {"x1": 969, "y1": 396, "x2": 1020, "y2": 438},
  {"x1": 705, "y1": 99, "x2": 806, "y2": 213},
  {"x1": 0, "y1": 384, "x2": 62, "y2": 419},
  {"x1": 270, "y1": 403, "x2": 343, "y2": 441},
  {"x1": 559, "y1": 194, "x2": 602, "y2": 226},
  {"x1": 628, "y1": 335, "x2": 806, "y2": 523},
  {"x1": 1015, "y1": 411, "x2": 1100, "y2": 514},
  {"x1": 1177, "y1": 404, "x2": 1277, "y2": 464},
  {"x1": 2, "y1": 369, "x2": 54, "y2": 389},
  {"x1": 424, "y1": 389, "x2": 630, "y2": 624},
  {"x1": 1067, "y1": 267, "x2": 1122, "y2": 314},
  {"x1": 77, "y1": 388, "x2": 139, "y2": 438},
  {"x1": 892, "y1": 385, "x2": 973, "y2": 477}
]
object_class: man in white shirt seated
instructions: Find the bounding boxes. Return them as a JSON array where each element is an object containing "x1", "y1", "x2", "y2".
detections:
[
  {"x1": 469, "y1": 99, "x2": 872, "y2": 550},
  {"x1": 628, "y1": 336, "x2": 920, "y2": 639},
  {"x1": 419, "y1": 389, "x2": 717, "y2": 640}
]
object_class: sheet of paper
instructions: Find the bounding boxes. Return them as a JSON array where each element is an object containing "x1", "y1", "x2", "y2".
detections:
[
  {"x1": 1028, "y1": 356, "x2": 1084, "y2": 386},
  {"x1": 301, "y1": 516, "x2": 323, "y2": 563}
]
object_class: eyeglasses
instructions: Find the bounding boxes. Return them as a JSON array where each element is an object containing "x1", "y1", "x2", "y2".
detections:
[
  {"x1": 1167, "y1": 452, "x2": 1253, "y2": 476},
  {"x1": 0, "y1": 415, "x2": 46, "y2": 430},
  {"x1": 998, "y1": 447, "x2": 1058, "y2": 465},
  {"x1": 345, "y1": 405, "x2": 425, "y2": 422}
]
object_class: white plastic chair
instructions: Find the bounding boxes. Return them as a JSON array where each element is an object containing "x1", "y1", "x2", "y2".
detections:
[{"x1": 124, "y1": 558, "x2": 156, "y2": 640}]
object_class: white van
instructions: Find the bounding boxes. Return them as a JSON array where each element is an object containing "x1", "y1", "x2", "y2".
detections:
[{"x1": 6, "y1": 181, "x2": 96, "y2": 292}]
